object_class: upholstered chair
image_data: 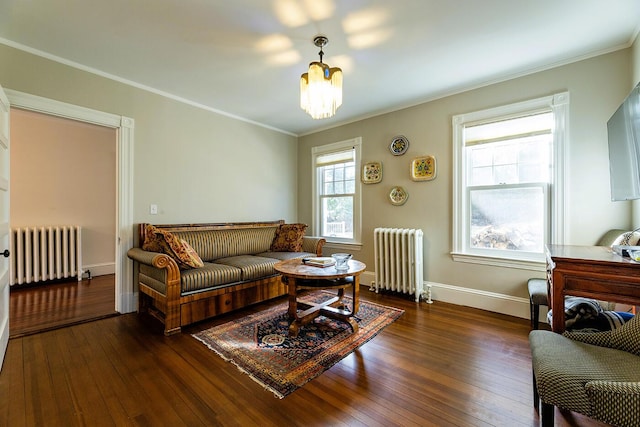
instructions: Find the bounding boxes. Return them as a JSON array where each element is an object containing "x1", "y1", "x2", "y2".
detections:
[{"x1": 529, "y1": 315, "x2": 640, "y2": 426}]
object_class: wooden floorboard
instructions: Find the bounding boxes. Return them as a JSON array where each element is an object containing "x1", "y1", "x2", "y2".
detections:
[
  {"x1": 1, "y1": 288, "x2": 611, "y2": 426},
  {"x1": 9, "y1": 274, "x2": 117, "y2": 337}
]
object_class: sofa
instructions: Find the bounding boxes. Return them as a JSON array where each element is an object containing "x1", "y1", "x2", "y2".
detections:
[{"x1": 127, "y1": 220, "x2": 325, "y2": 335}]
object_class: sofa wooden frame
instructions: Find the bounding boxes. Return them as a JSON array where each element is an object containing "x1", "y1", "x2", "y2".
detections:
[{"x1": 129, "y1": 220, "x2": 325, "y2": 335}]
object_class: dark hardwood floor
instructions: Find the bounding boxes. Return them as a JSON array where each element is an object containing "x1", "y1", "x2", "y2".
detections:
[
  {"x1": 1, "y1": 287, "x2": 609, "y2": 426},
  {"x1": 9, "y1": 274, "x2": 117, "y2": 338}
]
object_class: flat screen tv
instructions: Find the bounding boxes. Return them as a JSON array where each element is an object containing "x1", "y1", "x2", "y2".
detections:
[{"x1": 608, "y1": 81, "x2": 640, "y2": 201}]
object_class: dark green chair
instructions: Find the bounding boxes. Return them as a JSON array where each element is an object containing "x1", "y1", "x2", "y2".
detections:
[{"x1": 529, "y1": 315, "x2": 640, "y2": 426}]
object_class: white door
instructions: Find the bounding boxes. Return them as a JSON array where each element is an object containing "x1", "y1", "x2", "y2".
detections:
[{"x1": 0, "y1": 84, "x2": 10, "y2": 371}]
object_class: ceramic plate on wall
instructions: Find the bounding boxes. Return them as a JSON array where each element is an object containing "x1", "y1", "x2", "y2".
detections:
[
  {"x1": 389, "y1": 135, "x2": 409, "y2": 156},
  {"x1": 411, "y1": 155, "x2": 436, "y2": 181},
  {"x1": 362, "y1": 161, "x2": 382, "y2": 184},
  {"x1": 389, "y1": 186, "x2": 408, "y2": 206}
]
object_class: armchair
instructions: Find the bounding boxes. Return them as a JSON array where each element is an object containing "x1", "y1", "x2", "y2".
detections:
[{"x1": 529, "y1": 315, "x2": 640, "y2": 426}]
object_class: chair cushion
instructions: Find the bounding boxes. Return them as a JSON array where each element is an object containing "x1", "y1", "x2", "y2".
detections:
[
  {"x1": 527, "y1": 278, "x2": 548, "y2": 306},
  {"x1": 530, "y1": 330, "x2": 640, "y2": 416}
]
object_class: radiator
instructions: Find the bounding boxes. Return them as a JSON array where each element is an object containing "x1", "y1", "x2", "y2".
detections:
[
  {"x1": 10, "y1": 226, "x2": 82, "y2": 286},
  {"x1": 372, "y1": 227, "x2": 430, "y2": 302}
]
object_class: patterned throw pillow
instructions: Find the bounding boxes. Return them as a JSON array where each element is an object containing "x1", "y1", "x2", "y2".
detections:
[
  {"x1": 611, "y1": 231, "x2": 640, "y2": 246},
  {"x1": 270, "y1": 223, "x2": 307, "y2": 252},
  {"x1": 142, "y1": 224, "x2": 204, "y2": 269}
]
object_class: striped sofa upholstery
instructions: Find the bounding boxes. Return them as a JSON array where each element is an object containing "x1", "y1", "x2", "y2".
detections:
[
  {"x1": 127, "y1": 221, "x2": 326, "y2": 335},
  {"x1": 529, "y1": 315, "x2": 640, "y2": 426}
]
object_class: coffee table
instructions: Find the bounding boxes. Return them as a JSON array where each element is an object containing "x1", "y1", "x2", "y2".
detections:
[{"x1": 273, "y1": 258, "x2": 366, "y2": 337}]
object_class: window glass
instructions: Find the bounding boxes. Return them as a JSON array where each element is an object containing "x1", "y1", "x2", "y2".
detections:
[
  {"x1": 312, "y1": 138, "x2": 362, "y2": 244},
  {"x1": 453, "y1": 95, "x2": 568, "y2": 266}
]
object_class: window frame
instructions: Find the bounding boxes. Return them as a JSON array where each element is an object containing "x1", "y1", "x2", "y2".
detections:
[
  {"x1": 452, "y1": 92, "x2": 569, "y2": 269},
  {"x1": 312, "y1": 137, "x2": 362, "y2": 247}
]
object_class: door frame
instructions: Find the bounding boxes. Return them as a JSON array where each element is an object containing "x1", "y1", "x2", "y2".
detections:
[{"x1": 6, "y1": 90, "x2": 135, "y2": 313}]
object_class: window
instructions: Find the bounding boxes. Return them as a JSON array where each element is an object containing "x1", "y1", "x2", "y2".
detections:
[
  {"x1": 452, "y1": 93, "x2": 568, "y2": 268},
  {"x1": 312, "y1": 137, "x2": 362, "y2": 245}
]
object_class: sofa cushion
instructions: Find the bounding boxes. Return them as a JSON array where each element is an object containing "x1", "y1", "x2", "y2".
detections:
[
  {"x1": 256, "y1": 251, "x2": 315, "y2": 261},
  {"x1": 270, "y1": 223, "x2": 307, "y2": 252},
  {"x1": 142, "y1": 224, "x2": 204, "y2": 269},
  {"x1": 175, "y1": 227, "x2": 278, "y2": 261},
  {"x1": 180, "y1": 262, "x2": 242, "y2": 294},
  {"x1": 215, "y1": 255, "x2": 279, "y2": 281}
]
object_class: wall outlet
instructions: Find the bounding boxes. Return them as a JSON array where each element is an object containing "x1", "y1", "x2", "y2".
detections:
[{"x1": 150, "y1": 204, "x2": 158, "y2": 215}]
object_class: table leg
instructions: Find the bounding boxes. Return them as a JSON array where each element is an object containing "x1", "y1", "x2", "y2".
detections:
[
  {"x1": 551, "y1": 272, "x2": 565, "y2": 333},
  {"x1": 352, "y1": 275, "x2": 360, "y2": 314},
  {"x1": 287, "y1": 277, "x2": 298, "y2": 318}
]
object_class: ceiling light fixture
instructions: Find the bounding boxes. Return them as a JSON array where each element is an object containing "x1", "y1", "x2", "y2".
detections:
[{"x1": 300, "y1": 35, "x2": 343, "y2": 120}]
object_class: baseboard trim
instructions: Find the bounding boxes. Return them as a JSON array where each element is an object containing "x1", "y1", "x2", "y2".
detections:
[
  {"x1": 82, "y1": 262, "x2": 115, "y2": 278},
  {"x1": 362, "y1": 270, "x2": 547, "y2": 322}
]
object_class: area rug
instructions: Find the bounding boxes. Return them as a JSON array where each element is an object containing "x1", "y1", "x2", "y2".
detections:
[{"x1": 192, "y1": 291, "x2": 404, "y2": 398}]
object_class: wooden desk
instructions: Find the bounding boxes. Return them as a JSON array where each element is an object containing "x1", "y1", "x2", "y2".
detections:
[
  {"x1": 546, "y1": 245, "x2": 640, "y2": 332},
  {"x1": 274, "y1": 258, "x2": 366, "y2": 337}
]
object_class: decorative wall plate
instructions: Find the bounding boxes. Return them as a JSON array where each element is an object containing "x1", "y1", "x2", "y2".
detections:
[
  {"x1": 389, "y1": 186, "x2": 408, "y2": 206},
  {"x1": 389, "y1": 135, "x2": 409, "y2": 156},
  {"x1": 362, "y1": 161, "x2": 382, "y2": 184},
  {"x1": 411, "y1": 155, "x2": 437, "y2": 181}
]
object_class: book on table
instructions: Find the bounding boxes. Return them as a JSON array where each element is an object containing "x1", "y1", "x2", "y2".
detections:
[{"x1": 302, "y1": 257, "x2": 336, "y2": 267}]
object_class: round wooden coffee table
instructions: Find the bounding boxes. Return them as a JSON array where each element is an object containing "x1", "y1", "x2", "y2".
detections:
[{"x1": 274, "y1": 258, "x2": 366, "y2": 337}]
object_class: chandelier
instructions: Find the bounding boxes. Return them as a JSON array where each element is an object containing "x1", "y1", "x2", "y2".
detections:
[{"x1": 300, "y1": 35, "x2": 343, "y2": 119}]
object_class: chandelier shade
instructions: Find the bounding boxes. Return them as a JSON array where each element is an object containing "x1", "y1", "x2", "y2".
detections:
[{"x1": 300, "y1": 36, "x2": 343, "y2": 120}]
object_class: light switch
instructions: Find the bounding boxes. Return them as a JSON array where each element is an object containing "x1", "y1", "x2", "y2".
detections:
[{"x1": 150, "y1": 204, "x2": 158, "y2": 215}]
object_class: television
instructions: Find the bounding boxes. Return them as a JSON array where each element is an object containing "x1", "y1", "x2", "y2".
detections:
[{"x1": 608, "y1": 81, "x2": 640, "y2": 201}]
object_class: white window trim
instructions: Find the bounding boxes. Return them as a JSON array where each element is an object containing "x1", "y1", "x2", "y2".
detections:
[
  {"x1": 452, "y1": 92, "x2": 569, "y2": 269},
  {"x1": 312, "y1": 137, "x2": 362, "y2": 246}
]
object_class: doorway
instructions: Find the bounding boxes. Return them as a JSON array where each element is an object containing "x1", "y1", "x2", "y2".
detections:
[
  {"x1": 9, "y1": 108, "x2": 117, "y2": 336},
  {"x1": 5, "y1": 90, "x2": 135, "y2": 318}
]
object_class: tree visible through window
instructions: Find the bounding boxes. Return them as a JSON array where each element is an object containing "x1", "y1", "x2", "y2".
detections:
[
  {"x1": 312, "y1": 138, "x2": 362, "y2": 244},
  {"x1": 453, "y1": 93, "x2": 568, "y2": 265}
]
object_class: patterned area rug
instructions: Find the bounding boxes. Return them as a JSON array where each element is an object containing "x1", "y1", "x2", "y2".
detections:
[{"x1": 192, "y1": 291, "x2": 404, "y2": 398}]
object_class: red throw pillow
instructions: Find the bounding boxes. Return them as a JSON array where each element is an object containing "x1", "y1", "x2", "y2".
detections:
[
  {"x1": 142, "y1": 224, "x2": 204, "y2": 269},
  {"x1": 270, "y1": 223, "x2": 307, "y2": 252}
]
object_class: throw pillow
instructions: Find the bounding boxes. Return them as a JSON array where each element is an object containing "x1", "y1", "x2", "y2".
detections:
[
  {"x1": 270, "y1": 223, "x2": 307, "y2": 252},
  {"x1": 611, "y1": 231, "x2": 640, "y2": 246},
  {"x1": 142, "y1": 224, "x2": 204, "y2": 269}
]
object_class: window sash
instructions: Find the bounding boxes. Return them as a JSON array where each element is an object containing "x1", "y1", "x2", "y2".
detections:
[
  {"x1": 311, "y1": 137, "x2": 362, "y2": 245},
  {"x1": 452, "y1": 92, "x2": 569, "y2": 268}
]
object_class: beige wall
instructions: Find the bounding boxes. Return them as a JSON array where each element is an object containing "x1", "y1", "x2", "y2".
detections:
[
  {"x1": 1, "y1": 39, "x2": 635, "y2": 303},
  {"x1": 10, "y1": 108, "x2": 116, "y2": 272},
  {"x1": 298, "y1": 49, "x2": 632, "y2": 299},
  {"x1": 0, "y1": 43, "x2": 299, "y2": 230},
  {"x1": 632, "y1": 31, "x2": 640, "y2": 85}
]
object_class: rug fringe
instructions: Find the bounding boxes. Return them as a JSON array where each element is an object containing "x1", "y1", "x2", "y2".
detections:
[{"x1": 192, "y1": 334, "x2": 285, "y2": 399}]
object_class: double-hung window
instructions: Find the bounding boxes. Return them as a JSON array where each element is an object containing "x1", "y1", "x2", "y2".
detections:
[
  {"x1": 452, "y1": 93, "x2": 568, "y2": 267},
  {"x1": 312, "y1": 137, "x2": 362, "y2": 245}
]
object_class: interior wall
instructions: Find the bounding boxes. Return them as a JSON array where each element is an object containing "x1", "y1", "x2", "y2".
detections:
[
  {"x1": 0, "y1": 43, "x2": 299, "y2": 231},
  {"x1": 10, "y1": 108, "x2": 116, "y2": 275},
  {"x1": 629, "y1": 32, "x2": 640, "y2": 227},
  {"x1": 298, "y1": 49, "x2": 632, "y2": 300}
]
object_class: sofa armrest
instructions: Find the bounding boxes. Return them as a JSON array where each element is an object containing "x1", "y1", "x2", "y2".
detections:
[
  {"x1": 128, "y1": 247, "x2": 173, "y2": 268},
  {"x1": 127, "y1": 247, "x2": 181, "y2": 281},
  {"x1": 302, "y1": 236, "x2": 326, "y2": 256}
]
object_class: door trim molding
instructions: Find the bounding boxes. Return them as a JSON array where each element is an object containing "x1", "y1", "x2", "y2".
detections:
[{"x1": 6, "y1": 90, "x2": 136, "y2": 313}]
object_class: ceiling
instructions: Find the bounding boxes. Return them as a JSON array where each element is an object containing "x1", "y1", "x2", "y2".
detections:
[{"x1": 1, "y1": 1, "x2": 639, "y2": 136}]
